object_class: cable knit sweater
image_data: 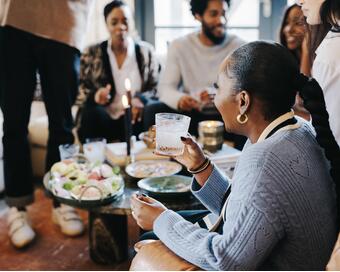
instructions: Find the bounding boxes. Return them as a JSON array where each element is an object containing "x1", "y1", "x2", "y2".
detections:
[{"x1": 154, "y1": 121, "x2": 338, "y2": 270}]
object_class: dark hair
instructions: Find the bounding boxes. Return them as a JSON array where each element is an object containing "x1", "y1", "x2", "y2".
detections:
[
  {"x1": 307, "y1": 23, "x2": 331, "y2": 63},
  {"x1": 225, "y1": 41, "x2": 299, "y2": 121},
  {"x1": 279, "y1": 4, "x2": 305, "y2": 63},
  {"x1": 320, "y1": 0, "x2": 340, "y2": 29},
  {"x1": 299, "y1": 76, "x2": 340, "y2": 227},
  {"x1": 225, "y1": 41, "x2": 340, "y2": 226},
  {"x1": 104, "y1": 0, "x2": 126, "y2": 21},
  {"x1": 190, "y1": 0, "x2": 230, "y2": 17},
  {"x1": 308, "y1": 0, "x2": 339, "y2": 62}
]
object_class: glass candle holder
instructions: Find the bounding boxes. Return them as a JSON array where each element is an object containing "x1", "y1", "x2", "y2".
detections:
[{"x1": 198, "y1": 120, "x2": 224, "y2": 152}]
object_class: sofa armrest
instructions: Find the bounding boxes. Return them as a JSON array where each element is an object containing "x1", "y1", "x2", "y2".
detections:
[{"x1": 130, "y1": 240, "x2": 201, "y2": 271}]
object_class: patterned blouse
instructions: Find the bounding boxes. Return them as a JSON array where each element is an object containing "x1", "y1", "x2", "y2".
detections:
[{"x1": 77, "y1": 39, "x2": 160, "y2": 108}]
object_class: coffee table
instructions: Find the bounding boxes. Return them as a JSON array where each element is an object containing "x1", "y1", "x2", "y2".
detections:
[
  {"x1": 43, "y1": 172, "x2": 204, "y2": 265},
  {"x1": 44, "y1": 143, "x2": 239, "y2": 264},
  {"x1": 88, "y1": 175, "x2": 204, "y2": 264}
]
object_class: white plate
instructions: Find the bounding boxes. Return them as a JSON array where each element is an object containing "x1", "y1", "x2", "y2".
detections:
[
  {"x1": 137, "y1": 175, "x2": 191, "y2": 194},
  {"x1": 125, "y1": 160, "x2": 182, "y2": 178}
]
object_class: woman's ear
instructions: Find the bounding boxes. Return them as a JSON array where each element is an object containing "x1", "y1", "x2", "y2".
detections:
[{"x1": 238, "y1": 91, "x2": 250, "y2": 114}]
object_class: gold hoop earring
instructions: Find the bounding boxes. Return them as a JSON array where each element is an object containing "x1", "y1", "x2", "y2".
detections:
[{"x1": 237, "y1": 113, "x2": 248, "y2": 124}]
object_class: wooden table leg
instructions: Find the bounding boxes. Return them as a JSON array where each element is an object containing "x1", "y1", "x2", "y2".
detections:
[{"x1": 88, "y1": 211, "x2": 128, "y2": 265}]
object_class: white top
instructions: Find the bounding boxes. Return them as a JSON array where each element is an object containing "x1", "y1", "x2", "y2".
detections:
[
  {"x1": 158, "y1": 32, "x2": 244, "y2": 110},
  {"x1": 106, "y1": 37, "x2": 142, "y2": 120},
  {"x1": 312, "y1": 31, "x2": 340, "y2": 146}
]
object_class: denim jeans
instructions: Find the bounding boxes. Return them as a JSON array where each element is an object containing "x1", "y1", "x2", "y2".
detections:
[{"x1": 0, "y1": 26, "x2": 80, "y2": 207}]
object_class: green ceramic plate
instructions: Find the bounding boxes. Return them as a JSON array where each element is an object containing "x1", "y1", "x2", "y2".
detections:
[{"x1": 137, "y1": 175, "x2": 192, "y2": 195}]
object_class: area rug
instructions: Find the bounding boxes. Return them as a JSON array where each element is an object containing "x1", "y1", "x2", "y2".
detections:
[{"x1": 0, "y1": 189, "x2": 131, "y2": 270}]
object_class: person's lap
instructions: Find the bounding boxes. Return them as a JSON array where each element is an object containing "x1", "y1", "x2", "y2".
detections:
[{"x1": 78, "y1": 104, "x2": 144, "y2": 143}]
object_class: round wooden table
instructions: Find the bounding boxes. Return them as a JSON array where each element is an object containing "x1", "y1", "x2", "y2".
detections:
[{"x1": 44, "y1": 172, "x2": 204, "y2": 265}]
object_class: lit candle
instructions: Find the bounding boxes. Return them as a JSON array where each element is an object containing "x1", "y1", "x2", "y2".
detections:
[{"x1": 122, "y1": 94, "x2": 132, "y2": 157}]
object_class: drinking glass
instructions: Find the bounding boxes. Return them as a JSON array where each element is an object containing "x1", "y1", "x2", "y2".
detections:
[
  {"x1": 155, "y1": 113, "x2": 191, "y2": 156},
  {"x1": 83, "y1": 138, "x2": 107, "y2": 163},
  {"x1": 58, "y1": 144, "x2": 80, "y2": 160}
]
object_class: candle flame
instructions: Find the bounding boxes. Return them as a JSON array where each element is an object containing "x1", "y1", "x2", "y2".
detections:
[
  {"x1": 124, "y1": 78, "x2": 131, "y2": 90},
  {"x1": 122, "y1": 95, "x2": 129, "y2": 108}
]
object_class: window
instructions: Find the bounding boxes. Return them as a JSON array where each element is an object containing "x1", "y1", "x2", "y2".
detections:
[{"x1": 153, "y1": 0, "x2": 259, "y2": 55}]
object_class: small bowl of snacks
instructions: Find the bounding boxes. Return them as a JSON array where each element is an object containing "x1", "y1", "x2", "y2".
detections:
[{"x1": 45, "y1": 159, "x2": 124, "y2": 208}]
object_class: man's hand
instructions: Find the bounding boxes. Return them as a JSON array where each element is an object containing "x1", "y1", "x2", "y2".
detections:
[
  {"x1": 95, "y1": 84, "x2": 111, "y2": 105},
  {"x1": 199, "y1": 90, "x2": 214, "y2": 104},
  {"x1": 131, "y1": 97, "x2": 144, "y2": 124},
  {"x1": 178, "y1": 95, "x2": 200, "y2": 112}
]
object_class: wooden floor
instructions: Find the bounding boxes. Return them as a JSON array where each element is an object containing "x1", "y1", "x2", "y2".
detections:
[{"x1": 0, "y1": 189, "x2": 132, "y2": 270}]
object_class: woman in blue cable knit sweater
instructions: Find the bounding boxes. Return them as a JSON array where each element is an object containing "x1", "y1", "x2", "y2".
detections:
[{"x1": 130, "y1": 41, "x2": 339, "y2": 270}]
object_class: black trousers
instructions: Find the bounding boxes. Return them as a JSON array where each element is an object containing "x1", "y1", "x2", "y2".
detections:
[
  {"x1": 0, "y1": 27, "x2": 4, "y2": 109},
  {"x1": 143, "y1": 101, "x2": 247, "y2": 150},
  {"x1": 77, "y1": 105, "x2": 144, "y2": 143},
  {"x1": 0, "y1": 26, "x2": 80, "y2": 207}
]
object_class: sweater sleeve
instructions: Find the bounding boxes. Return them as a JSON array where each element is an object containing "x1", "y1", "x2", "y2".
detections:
[
  {"x1": 154, "y1": 162, "x2": 285, "y2": 270},
  {"x1": 191, "y1": 166, "x2": 230, "y2": 215},
  {"x1": 154, "y1": 204, "x2": 282, "y2": 271},
  {"x1": 158, "y1": 41, "x2": 185, "y2": 110}
]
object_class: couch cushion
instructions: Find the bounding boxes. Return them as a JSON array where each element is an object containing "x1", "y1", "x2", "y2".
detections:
[
  {"x1": 28, "y1": 101, "x2": 48, "y2": 147},
  {"x1": 28, "y1": 102, "x2": 79, "y2": 147},
  {"x1": 28, "y1": 116, "x2": 49, "y2": 147}
]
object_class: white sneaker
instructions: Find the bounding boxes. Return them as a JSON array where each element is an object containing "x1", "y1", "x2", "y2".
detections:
[
  {"x1": 7, "y1": 207, "x2": 35, "y2": 248},
  {"x1": 52, "y1": 204, "x2": 84, "y2": 236}
]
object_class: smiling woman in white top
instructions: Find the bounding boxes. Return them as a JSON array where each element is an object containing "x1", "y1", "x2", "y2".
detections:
[
  {"x1": 298, "y1": 0, "x2": 340, "y2": 146},
  {"x1": 77, "y1": 0, "x2": 160, "y2": 143}
]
